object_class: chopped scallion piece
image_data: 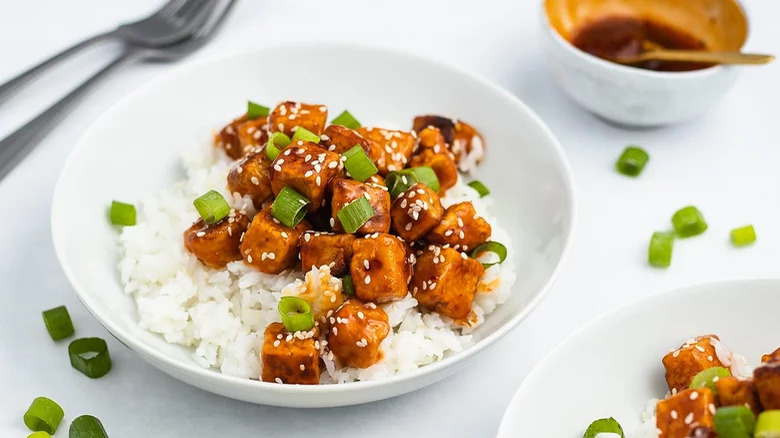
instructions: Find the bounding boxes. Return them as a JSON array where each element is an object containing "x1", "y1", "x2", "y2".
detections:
[
  {"x1": 583, "y1": 417, "x2": 625, "y2": 438},
  {"x1": 265, "y1": 131, "x2": 291, "y2": 161},
  {"x1": 342, "y1": 275, "x2": 355, "y2": 296},
  {"x1": 386, "y1": 167, "x2": 441, "y2": 198},
  {"x1": 714, "y1": 406, "x2": 755, "y2": 438},
  {"x1": 755, "y1": 410, "x2": 780, "y2": 438},
  {"x1": 691, "y1": 367, "x2": 731, "y2": 396},
  {"x1": 730, "y1": 225, "x2": 756, "y2": 247},
  {"x1": 278, "y1": 296, "x2": 315, "y2": 332},
  {"x1": 109, "y1": 201, "x2": 136, "y2": 226},
  {"x1": 69, "y1": 337, "x2": 112, "y2": 378},
  {"x1": 42, "y1": 306, "x2": 74, "y2": 340},
  {"x1": 337, "y1": 197, "x2": 375, "y2": 233},
  {"x1": 193, "y1": 190, "x2": 230, "y2": 225},
  {"x1": 467, "y1": 180, "x2": 490, "y2": 197},
  {"x1": 470, "y1": 241, "x2": 508, "y2": 268},
  {"x1": 24, "y1": 397, "x2": 63, "y2": 434},
  {"x1": 291, "y1": 127, "x2": 320, "y2": 144},
  {"x1": 247, "y1": 101, "x2": 270, "y2": 120},
  {"x1": 408, "y1": 167, "x2": 440, "y2": 192},
  {"x1": 27, "y1": 432, "x2": 52, "y2": 438},
  {"x1": 271, "y1": 187, "x2": 310, "y2": 227},
  {"x1": 648, "y1": 231, "x2": 674, "y2": 268},
  {"x1": 672, "y1": 206, "x2": 708, "y2": 238},
  {"x1": 615, "y1": 146, "x2": 649, "y2": 177},
  {"x1": 342, "y1": 145, "x2": 378, "y2": 182},
  {"x1": 331, "y1": 110, "x2": 361, "y2": 130},
  {"x1": 69, "y1": 415, "x2": 109, "y2": 438}
]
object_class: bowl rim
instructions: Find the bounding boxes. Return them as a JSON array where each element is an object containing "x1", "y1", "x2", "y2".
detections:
[{"x1": 51, "y1": 41, "x2": 577, "y2": 397}]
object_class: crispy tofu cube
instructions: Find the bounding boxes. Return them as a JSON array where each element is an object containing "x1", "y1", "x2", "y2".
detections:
[
  {"x1": 408, "y1": 149, "x2": 459, "y2": 193},
  {"x1": 261, "y1": 323, "x2": 320, "y2": 385},
  {"x1": 427, "y1": 202, "x2": 491, "y2": 251},
  {"x1": 350, "y1": 233, "x2": 410, "y2": 303},
  {"x1": 416, "y1": 127, "x2": 448, "y2": 153},
  {"x1": 330, "y1": 178, "x2": 391, "y2": 234},
  {"x1": 656, "y1": 388, "x2": 715, "y2": 438},
  {"x1": 391, "y1": 183, "x2": 444, "y2": 241},
  {"x1": 300, "y1": 231, "x2": 356, "y2": 276},
  {"x1": 215, "y1": 115, "x2": 244, "y2": 160},
  {"x1": 268, "y1": 101, "x2": 328, "y2": 137},
  {"x1": 763, "y1": 347, "x2": 780, "y2": 363},
  {"x1": 183, "y1": 211, "x2": 249, "y2": 269},
  {"x1": 715, "y1": 376, "x2": 762, "y2": 414},
  {"x1": 321, "y1": 124, "x2": 383, "y2": 164},
  {"x1": 327, "y1": 300, "x2": 390, "y2": 368},
  {"x1": 662, "y1": 335, "x2": 725, "y2": 393},
  {"x1": 227, "y1": 148, "x2": 274, "y2": 207},
  {"x1": 357, "y1": 127, "x2": 416, "y2": 176},
  {"x1": 269, "y1": 141, "x2": 342, "y2": 211},
  {"x1": 239, "y1": 205, "x2": 310, "y2": 274},
  {"x1": 412, "y1": 115, "x2": 455, "y2": 144},
  {"x1": 452, "y1": 120, "x2": 485, "y2": 171},
  {"x1": 755, "y1": 361, "x2": 780, "y2": 409},
  {"x1": 411, "y1": 245, "x2": 485, "y2": 319},
  {"x1": 236, "y1": 116, "x2": 269, "y2": 154}
]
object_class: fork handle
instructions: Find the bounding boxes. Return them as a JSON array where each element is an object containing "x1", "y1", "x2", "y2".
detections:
[{"x1": 0, "y1": 48, "x2": 140, "y2": 182}]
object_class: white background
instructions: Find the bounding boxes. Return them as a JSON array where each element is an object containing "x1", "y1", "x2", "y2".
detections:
[{"x1": 1, "y1": 0, "x2": 779, "y2": 436}]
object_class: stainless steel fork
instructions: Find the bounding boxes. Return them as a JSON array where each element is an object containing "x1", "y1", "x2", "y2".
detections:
[{"x1": 0, "y1": 0, "x2": 215, "y2": 103}]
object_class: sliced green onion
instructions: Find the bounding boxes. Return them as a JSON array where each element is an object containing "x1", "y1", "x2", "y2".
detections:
[
  {"x1": 672, "y1": 206, "x2": 708, "y2": 238},
  {"x1": 467, "y1": 180, "x2": 490, "y2": 197},
  {"x1": 193, "y1": 190, "x2": 230, "y2": 225},
  {"x1": 648, "y1": 231, "x2": 674, "y2": 268},
  {"x1": 342, "y1": 145, "x2": 378, "y2": 182},
  {"x1": 386, "y1": 167, "x2": 441, "y2": 198},
  {"x1": 69, "y1": 415, "x2": 109, "y2": 438},
  {"x1": 278, "y1": 296, "x2": 315, "y2": 332},
  {"x1": 615, "y1": 145, "x2": 649, "y2": 177},
  {"x1": 247, "y1": 101, "x2": 270, "y2": 120},
  {"x1": 27, "y1": 432, "x2": 52, "y2": 438},
  {"x1": 109, "y1": 200, "x2": 136, "y2": 226},
  {"x1": 691, "y1": 366, "x2": 731, "y2": 396},
  {"x1": 331, "y1": 110, "x2": 361, "y2": 130},
  {"x1": 291, "y1": 127, "x2": 320, "y2": 144},
  {"x1": 337, "y1": 197, "x2": 375, "y2": 234},
  {"x1": 271, "y1": 187, "x2": 310, "y2": 228},
  {"x1": 470, "y1": 241, "x2": 508, "y2": 268},
  {"x1": 408, "y1": 167, "x2": 439, "y2": 192},
  {"x1": 265, "y1": 131, "x2": 292, "y2": 161},
  {"x1": 42, "y1": 305, "x2": 74, "y2": 341},
  {"x1": 730, "y1": 225, "x2": 756, "y2": 247},
  {"x1": 342, "y1": 275, "x2": 355, "y2": 296},
  {"x1": 24, "y1": 397, "x2": 63, "y2": 434},
  {"x1": 755, "y1": 410, "x2": 780, "y2": 438},
  {"x1": 69, "y1": 337, "x2": 112, "y2": 378},
  {"x1": 583, "y1": 417, "x2": 624, "y2": 438},
  {"x1": 714, "y1": 406, "x2": 755, "y2": 438}
]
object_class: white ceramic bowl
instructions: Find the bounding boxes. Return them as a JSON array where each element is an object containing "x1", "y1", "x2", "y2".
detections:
[
  {"x1": 51, "y1": 43, "x2": 575, "y2": 407},
  {"x1": 497, "y1": 279, "x2": 780, "y2": 437}
]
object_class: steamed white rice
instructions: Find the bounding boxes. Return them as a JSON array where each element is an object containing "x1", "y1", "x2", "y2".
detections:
[{"x1": 117, "y1": 143, "x2": 516, "y2": 383}]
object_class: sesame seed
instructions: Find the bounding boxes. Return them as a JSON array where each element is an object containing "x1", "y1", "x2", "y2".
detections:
[
  {"x1": 365, "y1": 275, "x2": 371, "y2": 284},
  {"x1": 304, "y1": 233, "x2": 311, "y2": 242},
  {"x1": 332, "y1": 327, "x2": 338, "y2": 336},
  {"x1": 275, "y1": 377, "x2": 283, "y2": 384},
  {"x1": 251, "y1": 176, "x2": 260, "y2": 185},
  {"x1": 405, "y1": 223, "x2": 412, "y2": 231},
  {"x1": 274, "y1": 164, "x2": 282, "y2": 172},
  {"x1": 247, "y1": 255, "x2": 253, "y2": 263},
  {"x1": 316, "y1": 176, "x2": 322, "y2": 186},
  {"x1": 289, "y1": 114, "x2": 296, "y2": 120},
  {"x1": 457, "y1": 218, "x2": 464, "y2": 227},
  {"x1": 330, "y1": 218, "x2": 335, "y2": 227},
  {"x1": 267, "y1": 252, "x2": 276, "y2": 260},
  {"x1": 673, "y1": 350, "x2": 680, "y2": 358},
  {"x1": 684, "y1": 412, "x2": 694, "y2": 425},
  {"x1": 357, "y1": 311, "x2": 364, "y2": 319},
  {"x1": 299, "y1": 364, "x2": 305, "y2": 371},
  {"x1": 459, "y1": 230, "x2": 465, "y2": 239},
  {"x1": 236, "y1": 166, "x2": 243, "y2": 173},
  {"x1": 461, "y1": 252, "x2": 468, "y2": 259},
  {"x1": 690, "y1": 391, "x2": 699, "y2": 400},
  {"x1": 277, "y1": 123, "x2": 284, "y2": 131},
  {"x1": 696, "y1": 345, "x2": 706, "y2": 352},
  {"x1": 319, "y1": 106, "x2": 327, "y2": 112},
  {"x1": 709, "y1": 403, "x2": 716, "y2": 415},
  {"x1": 328, "y1": 161, "x2": 338, "y2": 169},
  {"x1": 304, "y1": 170, "x2": 313, "y2": 178},
  {"x1": 670, "y1": 410, "x2": 678, "y2": 420},
  {"x1": 273, "y1": 340, "x2": 280, "y2": 347},
  {"x1": 196, "y1": 231, "x2": 206, "y2": 237},
  {"x1": 445, "y1": 230, "x2": 454, "y2": 237},
  {"x1": 281, "y1": 232, "x2": 289, "y2": 238},
  {"x1": 364, "y1": 260, "x2": 370, "y2": 269}
]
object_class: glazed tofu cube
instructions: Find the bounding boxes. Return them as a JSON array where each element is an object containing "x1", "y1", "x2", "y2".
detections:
[
  {"x1": 715, "y1": 376, "x2": 762, "y2": 414},
  {"x1": 390, "y1": 183, "x2": 444, "y2": 241},
  {"x1": 350, "y1": 233, "x2": 410, "y2": 303},
  {"x1": 327, "y1": 300, "x2": 390, "y2": 368},
  {"x1": 662, "y1": 335, "x2": 725, "y2": 393},
  {"x1": 300, "y1": 231, "x2": 356, "y2": 276},
  {"x1": 269, "y1": 141, "x2": 342, "y2": 211},
  {"x1": 331, "y1": 178, "x2": 391, "y2": 234},
  {"x1": 357, "y1": 127, "x2": 416, "y2": 175},
  {"x1": 416, "y1": 127, "x2": 449, "y2": 154},
  {"x1": 408, "y1": 149, "x2": 459, "y2": 193},
  {"x1": 763, "y1": 347, "x2": 780, "y2": 363},
  {"x1": 183, "y1": 211, "x2": 250, "y2": 269},
  {"x1": 754, "y1": 361, "x2": 780, "y2": 409},
  {"x1": 268, "y1": 101, "x2": 328, "y2": 137},
  {"x1": 227, "y1": 148, "x2": 274, "y2": 207},
  {"x1": 410, "y1": 245, "x2": 485, "y2": 319},
  {"x1": 321, "y1": 124, "x2": 383, "y2": 164},
  {"x1": 261, "y1": 323, "x2": 320, "y2": 385},
  {"x1": 452, "y1": 120, "x2": 485, "y2": 172},
  {"x1": 656, "y1": 388, "x2": 715, "y2": 438},
  {"x1": 412, "y1": 115, "x2": 455, "y2": 144},
  {"x1": 215, "y1": 115, "x2": 245, "y2": 160},
  {"x1": 239, "y1": 205, "x2": 310, "y2": 274},
  {"x1": 236, "y1": 116, "x2": 269, "y2": 153},
  {"x1": 427, "y1": 202, "x2": 491, "y2": 251}
]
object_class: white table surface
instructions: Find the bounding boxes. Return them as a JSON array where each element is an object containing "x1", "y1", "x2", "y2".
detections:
[{"x1": 2, "y1": 0, "x2": 779, "y2": 436}]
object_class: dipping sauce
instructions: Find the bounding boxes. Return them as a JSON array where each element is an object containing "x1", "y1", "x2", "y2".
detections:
[{"x1": 571, "y1": 16, "x2": 712, "y2": 71}]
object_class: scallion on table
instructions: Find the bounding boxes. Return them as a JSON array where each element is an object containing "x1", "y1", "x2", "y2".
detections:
[
  {"x1": 70, "y1": 415, "x2": 109, "y2": 438},
  {"x1": 69, "y1": 337, "x2": 112, "y2": 378},
  {"x1": 730, "y1": 225, "x2": 756, "y2": 247},
  {"x1": 42, "y1": 305, "x2": 74, "y2": 340},
  {"x1": 648, "y1": 231, "x2": 674, "y2": 268},
  {"x1": 23, "y1": 397, "x2": 63, "y2": 434},
  {"x1": 615, "y1": 145, "x2": 649, "y2": 177},
  {"x1": 671, "y1": 206, "x2": 708, "y2": 238},
  {"x1": 109, "y1": 201, "x2": 136, "y2": 226}
]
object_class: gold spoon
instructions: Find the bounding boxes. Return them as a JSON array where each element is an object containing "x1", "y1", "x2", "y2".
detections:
[{"x1": 614, "y1": 40, "x2": 774, "y2": 65}]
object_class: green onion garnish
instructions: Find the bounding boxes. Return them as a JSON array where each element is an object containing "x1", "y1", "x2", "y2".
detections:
[
  {"x1": 342, "y1": 275, "x2": 355, "y2": 296},
  {"x1": 69, "y1": 337, "x2": 112, "y2": 378},
  {"x1": 467, "y1": 180, "x2": 490, "y2": 197},
  {"x1": 583, "y1": 417, "x2": 625, "y2": 438},
  {"x1": 691, "y1": 366, "x2": 731, "y2": 396},
  {"x1": 714, "y1": 406, "x2": 755, "y2": 438},
  {"x1": 278, "y1": 296, "x2": 315, "y2": 332},
  {"x1": 69, "y1": 415, "x2": 109, "y2": 438},
  {"x1": 265, "y1": 131, "x2": 291, "y2": 161},
  {"x1": 27, "y1": 432, "x2": 52, "y2": 438},
  {"x1": 615, "y1": 145, "x2": 649, "y2": 177},
  {"x1": 408, "y1": 167, "x2": 440, "y2": 192},
  {"x1": 755, "y1": 410, "x2": 780, "y2": 438},
  {"x1": 470, "y1": 241, "x2": 508, "y2": 268},
  {"x1": 291, "y1": 127, "x2": 320, "y2": 144},
  {"x1": 193, "y1": 190, "x2": 231, "y2": 225},
  {"x1": 24, "y1": 397, "x2": 63, "y2": 434},
  {"x1": 672, "y1": 206, "x2": 708, "y2": 238},
  {"x1": 386, "y1": 167, "x2": 441, "y2": 198},
  {"x1": 331, "y1": 110, "x2": 361, "y2": 130},
  {"x1": 648, "y1": 231, "x2": 674, "y2": 268},
  {"x1": 342, "y1": 145, "x2": 378, "y2": 182},
  {"x1": 730, "y1": 225, "x2": 756, "y2": 247},
  {"x1": 42, "y1": 305, "x2": 74, "y2": 341},
  {"x1": 337, "y1": 197, "x2": 375, "y2": 234},
  {"x1": 109, "y1": 200, "x2": 136, "y2": 226},
  {"x1": 247, "y1": 101, "x2": 270, "y2": 120},
  {"x1": 271, "y1": 187, "x2": 310, "y2": 228}
]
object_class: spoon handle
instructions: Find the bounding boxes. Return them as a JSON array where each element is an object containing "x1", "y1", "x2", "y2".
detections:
[{"x1": 621, "y1": 51, "x2": 774, "y2": 65}]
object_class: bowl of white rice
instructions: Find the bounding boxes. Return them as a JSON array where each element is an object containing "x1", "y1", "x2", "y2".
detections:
[{"x1": 51, "y1": 42, "x2": 575, "y2": 407}]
